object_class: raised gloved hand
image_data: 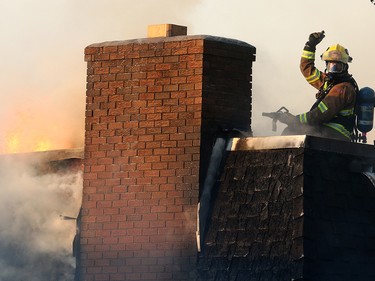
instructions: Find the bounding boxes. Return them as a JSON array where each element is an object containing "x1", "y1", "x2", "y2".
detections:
[
  {"x1": 277, "y1": 112, "x2": 297, "y2": 125},
  {"x1": 305, "y1": 30, "x2": 325, "y2": 51}
]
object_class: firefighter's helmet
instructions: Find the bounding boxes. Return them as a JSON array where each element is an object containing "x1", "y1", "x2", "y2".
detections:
[{"x1": 321, "y1": 44, "x2": 352, "y2": 63}]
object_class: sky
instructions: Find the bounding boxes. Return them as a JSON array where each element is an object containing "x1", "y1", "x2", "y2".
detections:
[{"x1": 1, "y1": 0, "x2": 375, "y2": 152}]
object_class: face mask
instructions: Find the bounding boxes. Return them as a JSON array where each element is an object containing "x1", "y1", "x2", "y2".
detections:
[{"x1": 326, "y1": 61, "x2": 344, "y2": 73}]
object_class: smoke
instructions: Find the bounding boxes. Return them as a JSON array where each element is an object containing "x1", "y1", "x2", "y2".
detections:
[
  {"x1": 0, "y1": 154, "x2": 82, "y2": 281},
  {"x1": 187, "y1": 0, "x2": 375, "y2": 142},
  {"x1": 0, "y1": 0, "x2": 204, "y2": 153}
]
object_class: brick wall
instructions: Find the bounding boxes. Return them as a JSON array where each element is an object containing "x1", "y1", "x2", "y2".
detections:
[{"x1": 78, "y1": 35, "x2": 255, "y2": 280}]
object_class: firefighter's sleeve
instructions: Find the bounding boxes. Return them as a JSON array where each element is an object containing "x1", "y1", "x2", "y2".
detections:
[
  {"x1": 300, "y1": 47, "x2": 324, "y2": 90},
  {"x1": 296, "y1": 84, "x2": 353, "y2": 125}
]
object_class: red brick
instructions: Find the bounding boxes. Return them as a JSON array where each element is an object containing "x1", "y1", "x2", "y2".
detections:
[
  {"x1": 147, "y1": 85, "x2": 163, "y2": 93},
  {"x1": 136, "y1": 177, "x2": 152, "y2": 185},
  {"x1": 169, "y1": 148, "x2": 185, "y2": 155},
  {"x1": 151, "y1": 192, "x2": 167, "y2": 199},
  {"x1": 103, "y1": 46, "x2": 118, "y2": 53},
  {"x1": 126, "y1": 214, "x2": 142, "y2": 221},
  {"x1": 163, "y1": 84, "x2": 178, "y2": 92},
  {"x1": 154, "y1": 134, "x2": 169, "y2": 141},
  {"x1": 94, "y1": 82, "x2": 108, "y2": 89},
  {"x1": 152, "y1": 177, "x2": 167, "y2": 184},
  {"x1": 171, "y1": 47, "x2": 188, "y2": 55},
  {"x1": 138, "y1": 134, "x2": 154, "y2": 142},
  {"x1": 146, "y1": 113, "x2": 162, "y2": 121},
  {"x1": 125, "y1": 243, "x2": 142, "y2": 252},
  {"x1": 134, "y1": 236, "x2": 150, "y2": 244},
  {"x1": 147, "y1": 100, "x2": 162, "y2": 107},
  {"x1": 157, "y1": 213, "x2": 174, "y2": 220},
  {"x1": 161, "y1": 141, "x2": 176, "y2": 148},
  {"x1": 85, "y1": 47, "x2": 100, "y2": 55},
  {"x1": 145, "y1": 170, "x2": 159, "y2": 176},
  {"x1": 155, "y1": 106, "x2": 171, "y2": 113},
  {"x1": 144, "y1": 155, "x2": 161, "y2": 163},
  {"x1": 109, "y1": 81, "x2": 124, "y2": 88},
  {"x1": 96, "y1": 53, "x2": 110, "y2": 61},
  {"x1": 160, "y1": 184, "x2": 175, "y2": 191},
  {"x1": 161, "y1": 155, "x2": 177, "y2": 162},
  {"x1": 155, "y1": 63, "x2": 172, "y2": 71},
  {"x1": 152, "y1": 162, "x2": 168, "y2": 170},
  {"x1": 127, "y1": 185, "x2": 144, "y2": 192},
  {"x1": 142, "y1": 213, "x2": 158, "y2": 221},
  {"x1": 139, "y1": 120, "x2": 155, "y2": 128},
  {"x1": 170, "y1": 133, "x2": 185, "y2": 141},
  {"x1": 137, "y1": 149, "x2": 153, "y2": 156},
  {"x1": 145, "y1": 141, "x2": 161, "y2": 149},
  {"x1": 180, "y1": 40, "x2": 197, "y2": 47},
  {"x1": 135, "y1": 206, "x2": 151, "y2": 214},
  {"x1": 147, "y1": 71, "x2": 163, "y2": 79},
  {"x1": 109, "y1": 52, "x2": 125, "y2": 60},
  {"x1": 167, "y1": 176, "x2": 183, "y2": 184},
  {"x1": 136, "y1": 191, "x2": 153, "y2": 199},
  {"x1": 187, "y1": 46, "x2": 203, "y2": 54},
  {"x1": 153, "y1": 148, "x2": 169, "y2": 155},
  {"x1": 159, "y1": 169, "x2": 176, "y2": 177}
]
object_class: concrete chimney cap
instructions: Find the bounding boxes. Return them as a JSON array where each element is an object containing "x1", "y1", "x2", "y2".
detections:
[{"x1": 147, "y1": 24, "x2": 187, "y2": 38}]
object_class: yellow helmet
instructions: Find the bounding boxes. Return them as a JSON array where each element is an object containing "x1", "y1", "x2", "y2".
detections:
[{"x1": 321, "y1": 44, "x2": 352, "y2": 63}]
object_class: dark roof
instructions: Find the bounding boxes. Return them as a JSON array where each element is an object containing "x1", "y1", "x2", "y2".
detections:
[{"x1": 197, "y1": 136, "x2": 375, "y2": 280}]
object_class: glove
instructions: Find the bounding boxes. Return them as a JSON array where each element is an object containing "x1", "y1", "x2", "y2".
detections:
[
  {"x1": 305, "y1": 30, "x2": 325, "y2": 51},
  {"x1": 277, "y1": 112, "x2": 297, "y2": 125}
]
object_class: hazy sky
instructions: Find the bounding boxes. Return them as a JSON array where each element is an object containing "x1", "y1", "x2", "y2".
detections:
[{"x1": 1, "y1": 0, "x2": 375, "y2": 152}]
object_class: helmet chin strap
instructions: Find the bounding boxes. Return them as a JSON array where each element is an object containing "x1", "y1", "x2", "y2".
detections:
[{"x1": 326, "y1": 71, "x2": 349, "y2": 81}]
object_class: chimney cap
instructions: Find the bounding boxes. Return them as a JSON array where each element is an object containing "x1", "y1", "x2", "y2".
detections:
[{"x1": 147, "y1": 24, "x2": 187, "y2": 38}]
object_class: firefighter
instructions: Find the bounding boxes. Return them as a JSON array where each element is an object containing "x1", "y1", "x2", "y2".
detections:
[{"x1": 278, "y1": 31, "x2": 358, "y2": 141}]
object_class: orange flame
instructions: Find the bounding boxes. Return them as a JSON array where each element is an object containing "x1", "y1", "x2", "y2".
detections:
[
  {"x1": 5, "y1": 132, "x2": 52, "y2": 154},
  {"x1": 34, "y1": 140, "x2": 51, "y2": 152},
  {"x1": 6, "y1": 134, "x2": 20, "y2": 153},
  {"x1": 1, "y1": 104, "x2": 84, "y2": 154}
]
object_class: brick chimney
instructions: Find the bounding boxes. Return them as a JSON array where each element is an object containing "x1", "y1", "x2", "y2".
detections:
[{"x1": 78, "y1": 27, "x2": 256, "y2": 280}]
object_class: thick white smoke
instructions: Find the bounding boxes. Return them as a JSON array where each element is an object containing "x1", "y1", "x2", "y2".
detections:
[{"x1": 0, "y1": 154, "x2": 82, "y2": 281}]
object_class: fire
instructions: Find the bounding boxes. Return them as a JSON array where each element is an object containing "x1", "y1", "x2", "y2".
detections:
[
  {"x1": 4, "y1": 132, "x2": 52, "y2": 153},
  {"x1": 35, "y1": 140, "x2": 51, "y2": 152},
  {"x1": 1, "y1": 107, "x2": 84, "y2": 154},
  {"x1": 6, "y1": 134, "x2": 20, "y2": 153}
]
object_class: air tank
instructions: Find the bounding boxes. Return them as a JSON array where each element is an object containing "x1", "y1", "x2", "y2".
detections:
[{"x1": 356, "y1": 87, "x2": 375, "y2": 134}]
